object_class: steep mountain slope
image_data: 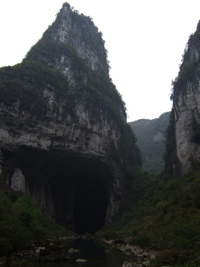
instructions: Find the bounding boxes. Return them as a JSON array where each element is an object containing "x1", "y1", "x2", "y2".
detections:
[
  {"x1": 166, "y1": 21, "x2": 200, "y2": 176},
  {"x1": 129, "y1": 112, "x2": 170, "y2": 173},
  {"x1": 0, "y1": 3, "x2": 141, "y2": 234}
]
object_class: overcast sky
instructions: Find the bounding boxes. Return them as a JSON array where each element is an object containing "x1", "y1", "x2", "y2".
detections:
[{"x1": 0, "y1": 1, "x2": 200, "y2": 122}]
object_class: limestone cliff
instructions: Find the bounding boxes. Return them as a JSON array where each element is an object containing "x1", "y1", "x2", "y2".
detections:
[
  {"x1": 167, "y1": 21, "x2": 200, "y2": 175},
  {"x1": 0, "y1": 3, "x2": 141, "y2": 233}
]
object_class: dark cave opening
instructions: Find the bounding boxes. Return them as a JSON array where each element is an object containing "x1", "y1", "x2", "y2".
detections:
[
  {"x1": 73, "y1": 171, "x2": 109, "y2": 234},
  {"x1": 3, "y1": 148, "x2": 111, "y2": 235},
  {"x1": 193, "y1": 133, "x2": 200, "y2": 144}
]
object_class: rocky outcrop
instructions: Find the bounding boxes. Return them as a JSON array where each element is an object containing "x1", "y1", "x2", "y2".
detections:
[
  {"x1": 170, "y1": 21, "x2": 200, "y2": 175},
  {"x1": 0, "y1": 3, "x2": 141, "y2": 233},
  {"x1": 50, "y1": 4, "x2": 108, "y2": 74},
  {"x1": 103, "y1": 237, "x2": 156, "y2": 267}
]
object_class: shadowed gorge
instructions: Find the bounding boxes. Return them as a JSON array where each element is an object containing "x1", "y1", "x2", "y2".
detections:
[{"x1": 3, "y1": 3, "x2": 200, "y2": 267}]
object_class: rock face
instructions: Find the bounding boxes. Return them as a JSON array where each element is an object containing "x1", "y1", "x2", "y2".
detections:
[
  {"x1": 50, "y1": 4, "x2": 108, "y2": 74},
  {"x1": 10, "y1": 168, "x2": 26, "y2": 193},
  {"x1": 0, "y1": 3, "x2": 141, "y2": 233},
  {"x1": 169, "y1": 21, "x2": 200, "y2": 175}
]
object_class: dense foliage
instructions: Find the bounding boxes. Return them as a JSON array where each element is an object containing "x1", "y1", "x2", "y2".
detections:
[
  {"x1": 0, "y1": 193, "x2": 43, "y2": 256},
  {"x1": 99, "y1": 166, "x2": 200, "y2": 266},
  {"x1": 0, "y1": 61, "x2": 73, "y2": 117},
  {"x1": 118, "y1": 123, "x2": 142, "y2": 168},
  {"x1": 101, "y1": 21, "x2": 200, "y2": 266},
  {"x1": 164, "y1": 109, "x2": 182, "y2": 176},
  {"x1": 0, "y1": 190, "x2": 69, "y2": 262},
  {"x1": 129, "y1": 112, "x2": 170, "y2": 173},
  {"x1": 25, "y1": 37, "x2": 125, "y2": 121}
]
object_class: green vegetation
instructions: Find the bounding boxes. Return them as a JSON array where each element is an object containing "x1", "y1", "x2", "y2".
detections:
[
  {"x1": 0, "y1": 1, "x2": 141, "y2": 195},
  {"x1": 164, "y1": 109, "x2": 181, "y2": 176},
  {"x1": 2, "y1": 3, "x2": 200, "y2": 267},
  {"x1": 0, "y1": 193, "x2": 43, "y2": 256},
  {"x1": 23, "y1": 2, "x2": 124, "y2": 124},
  {"x1": 98, "y1": 166, "x2": 200, "y2": 266},
  {"x1": 171, "y1": 25, "x2": 200, "y2": 102},
  {"x1": 0, "y1": 7, "x2": 139, "y2": 169},
  {"x1": 0, "y1": 7, "x2": 142, "y2": 267},
  {"x1": 25, "y1": 38, "x2": 124, "y2": 122},
  {"x1": 43, "y1": 2, "x2": 108, "y2": 69},
  {"x1": 129, "y1": 112, "x2": 170, "y2": 174},
  {"x1": 0, "y1": 191, "x2": 68, "y2": 265},
  {"x1": 98, "y1": 21, "x2": 200, "y2": 267},
  {"x1": 0, "y1": 61, "x2": 73, "y2": 117},
  {"x1": 119, "y1": 123, "x2": 142, "y2": 168}
]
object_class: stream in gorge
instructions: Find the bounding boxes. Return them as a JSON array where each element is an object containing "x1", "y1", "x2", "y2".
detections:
[{"x1": 33, "y1": 238, "x2": 137, "y2": 267}]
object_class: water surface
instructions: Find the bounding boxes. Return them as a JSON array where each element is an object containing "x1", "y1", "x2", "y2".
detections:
[{"x1": 36, "y1": 238, "x2": 136, "y2": 267}]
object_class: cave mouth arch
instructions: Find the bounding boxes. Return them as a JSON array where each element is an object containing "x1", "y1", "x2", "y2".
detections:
[
  {"x1": 2, "y1": 148, "x2": 112, "y2": 235},
  {"x1": 73, "y1": 171, "x2": 109, "y2": 234}
]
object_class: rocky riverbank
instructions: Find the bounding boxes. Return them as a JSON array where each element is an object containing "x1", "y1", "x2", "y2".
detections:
[
  {"x1": 0, "y1": 235, "x2": 170, "y2": 267},
  {"x1": 0, "y1": 236, "x2": 75, "y2": 266},
  {"x1": 102, "y1": 237, "x2": 158, "y2": 267}
]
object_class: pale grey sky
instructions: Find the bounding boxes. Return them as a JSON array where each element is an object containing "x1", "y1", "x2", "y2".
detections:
[{"x1": 0, "y1": 1, "x2": 200, "y2": 122}]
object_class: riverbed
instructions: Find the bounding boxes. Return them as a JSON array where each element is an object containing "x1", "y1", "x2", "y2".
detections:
[{"x1": 34, "y1": 238, "x2": 137, "y2": 267}]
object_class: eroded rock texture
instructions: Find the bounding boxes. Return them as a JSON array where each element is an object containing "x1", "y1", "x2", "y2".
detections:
[
  {"x1": 0, "y1": 3, "x2": 141, "y2": 233},
  {"x1": 169, "y1": 21, "x2": 200, "y2": 175}
]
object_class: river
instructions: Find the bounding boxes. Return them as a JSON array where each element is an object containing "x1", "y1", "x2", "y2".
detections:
[{"x1": 34, "y1": 238, "x2": 137, "y2": 267}]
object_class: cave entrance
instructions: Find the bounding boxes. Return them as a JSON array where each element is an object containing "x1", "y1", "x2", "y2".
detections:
[{"x1": 73, "y1": 171, "x2": 109, "y2": 234}]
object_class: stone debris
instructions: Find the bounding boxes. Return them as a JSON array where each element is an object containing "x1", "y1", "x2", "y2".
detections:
[
  {"x1": 76, "y1": 258, "x2": 88, "y2": 263},
  {"x1": 68, "y1": 248, "x2": 80, "y2": 254},
  {"x1": 122, "y1": 261, "x2": 143, "y2": 267},
  {"x1": 104, "y1": 237, "x2": 157, "y2": 267},
  {"x1": 142, "y1": 260, "x2": 150, "y2": 267}
]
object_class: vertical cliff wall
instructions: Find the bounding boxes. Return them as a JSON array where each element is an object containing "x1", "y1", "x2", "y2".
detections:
[
  {"x1": 168, "y1": 21, "x2": 200, "y2": 175},
  {"x1": 0, "y1": 3, "x2": 141, "y2": 233}
]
